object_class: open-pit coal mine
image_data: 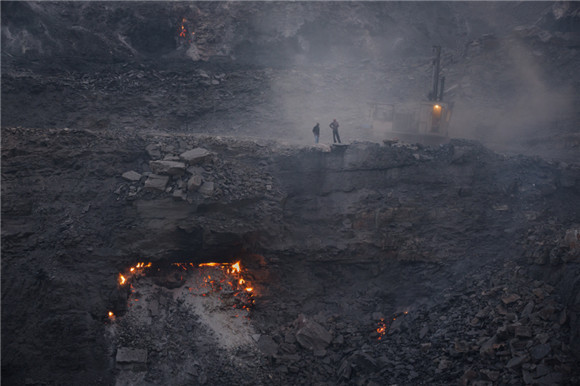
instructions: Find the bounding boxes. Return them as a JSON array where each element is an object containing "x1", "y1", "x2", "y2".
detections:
[{"x1": 2, "y1": 2, "x2": 580, "y2": 385}]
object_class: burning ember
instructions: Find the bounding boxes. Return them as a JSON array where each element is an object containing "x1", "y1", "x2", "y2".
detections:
[
  {"x1": 118, "y1": 262, "x2": 152, "y2": 286},
  {"x1": 377, "y1": 318, "x2": 387, "y2": 340},
  {"x1": 178, "y1": 17, "x2": 195, "y2": 43},
  {"x1": 375, "y1": 311, "x2": 409, "y2": 341}
]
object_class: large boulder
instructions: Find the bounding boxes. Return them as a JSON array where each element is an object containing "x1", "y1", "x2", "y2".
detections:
[
  {"x1": 149, "y1": 160, "x2": 186, "y2": 176},
  {"x1": 144, "y1": 174, "x2": 169, "y2": 191},
  {"x1": 180, "y1": 148, "x2": 211, "y2": 165},
  {"x1": 294, "y1": 315, "x2": 333, "y2": 351}
]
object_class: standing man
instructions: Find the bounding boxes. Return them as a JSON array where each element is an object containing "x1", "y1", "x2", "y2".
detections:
[
  {"x1": 329, "y1": 118, "x2": 341, "y2": 143},
  {"x1": 312, "y1": 122, "x2": 320, "y2": 143}
]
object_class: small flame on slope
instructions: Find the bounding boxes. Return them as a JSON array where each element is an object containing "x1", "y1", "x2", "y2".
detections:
[
  {"x1": 377, "y1": 318, "x2": 386, "y2": 340},
  {"x1": 178, "y1": 17, "x2": 195, "y2": 42}
]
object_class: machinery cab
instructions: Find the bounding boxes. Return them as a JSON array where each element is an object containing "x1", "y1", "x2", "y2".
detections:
[
  {"x1": 370, "y1": 46, "x2": 453, "y2": 145},
  {"x1": 369, "y1": 101, "x2": 453, "y2": 145}
]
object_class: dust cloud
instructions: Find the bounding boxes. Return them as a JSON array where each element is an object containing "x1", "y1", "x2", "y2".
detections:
[
  {"x1": 239, "y1": 2, "x2": 577, "y2": 154},
  {"x1": 450, "y1": 39, "x2": 576, "y2": 151}
]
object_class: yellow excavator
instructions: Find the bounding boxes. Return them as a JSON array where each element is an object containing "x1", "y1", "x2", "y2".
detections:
[{"x1": 369, "y1": 46, "x2": 453, "y2": 145}]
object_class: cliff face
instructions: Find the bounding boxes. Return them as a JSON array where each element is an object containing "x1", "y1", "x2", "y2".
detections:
[{"x1": 0, "y1": 2, "x2": 547, "y2": 66}]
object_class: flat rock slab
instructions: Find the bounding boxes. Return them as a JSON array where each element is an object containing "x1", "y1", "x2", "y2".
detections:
[
  {"x1": 116, "y1": 347, "x2": 148, "y2": 364},
  {"x1": 144, "y1": 174, "x2": 169, "y2": 191},
  {"x1": 506, "y1": 355, "x2": 527, "y2": 369},
  {"x1": 149, "y1": 160, "x2": 186, "y2": 176},
  {"x1": 501, "y1": 294, "x2": 521, "y2": 305},
  {"x1": 180, "y1": 148, "x2": 210, "y2": 165},
  {"x1": 122, "y1": 170, "x2": 142, "y2": 182}
]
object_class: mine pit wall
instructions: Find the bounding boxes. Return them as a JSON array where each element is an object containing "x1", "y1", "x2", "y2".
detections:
[
  {"x1": 271, "y1": 141, "x2": 580, "y2": 356},
  {"x1": 272, "y1": 141, "x2": 536, "y2": 262},
  {"x1": 118, "y1": 198, "x2": 253, "y2": 261},
  {"x1": 2, "y1": 128, "x2": 580, "y2": 384}
]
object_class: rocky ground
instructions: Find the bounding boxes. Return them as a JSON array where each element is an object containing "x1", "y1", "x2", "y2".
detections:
[{"x1": 2, "y1": 2, "x2": 580, "y2": 385}]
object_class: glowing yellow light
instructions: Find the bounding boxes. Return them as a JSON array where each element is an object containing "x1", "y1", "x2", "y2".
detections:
[
  {"x1": 434, "y1": 104, "x2": 441, "y2": 110},
  {"x1": 108, "y1": 311, "x2": 114, "y2": 318},
  {"x1": 199, "y1": 262, "x2": 221, "y2": 267}
]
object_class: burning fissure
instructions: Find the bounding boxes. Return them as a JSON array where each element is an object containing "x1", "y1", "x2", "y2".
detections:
[{"x1": 110, "y1": 260, "x2": 256, "y2": 319}]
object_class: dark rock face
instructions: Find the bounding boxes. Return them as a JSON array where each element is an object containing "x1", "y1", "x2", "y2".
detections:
[{"x1": 2, "y1": 127, "x2": 580, "y2": 384}]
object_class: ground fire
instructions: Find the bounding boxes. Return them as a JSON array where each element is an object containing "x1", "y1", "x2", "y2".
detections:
[
  {"x1": 112, "y1": 260, "x2": 255, "y2": 319},
  {"x1": 375, "y1": 311, "x2": 409, "y2": 341}
]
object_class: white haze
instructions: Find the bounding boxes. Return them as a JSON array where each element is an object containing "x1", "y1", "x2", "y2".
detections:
[{"x1": 235, "y1": 1, "x2": 578, "y2": 156}]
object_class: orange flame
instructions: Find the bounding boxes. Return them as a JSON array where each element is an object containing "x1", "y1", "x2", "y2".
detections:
[
  {"x1": 108, "y1": 311, "x2": 115, "y2": 318},
  {"x1": 199, "y1": 262, "x2": 222, "y2": 267},
  {"x1": 196, "y1": 260, "x2": 255, "y2": 306},
  {"x1": 178, "y1": 18, "x2": 195, "y2": 39},
  {"x1": 118, "y1": 262, "x2": 152, "y2": 286},
  {"x1": 376, "y1": 318, "x2": 387, "y2": 340}
]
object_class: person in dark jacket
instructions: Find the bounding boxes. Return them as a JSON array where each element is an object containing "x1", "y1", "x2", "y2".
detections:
[
  {"x1": 312, "y1": 123, "x2": 320, "y2": 143},
  {"x1": 329, "y1": 119, "x2": 341, "y2": 143}
]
